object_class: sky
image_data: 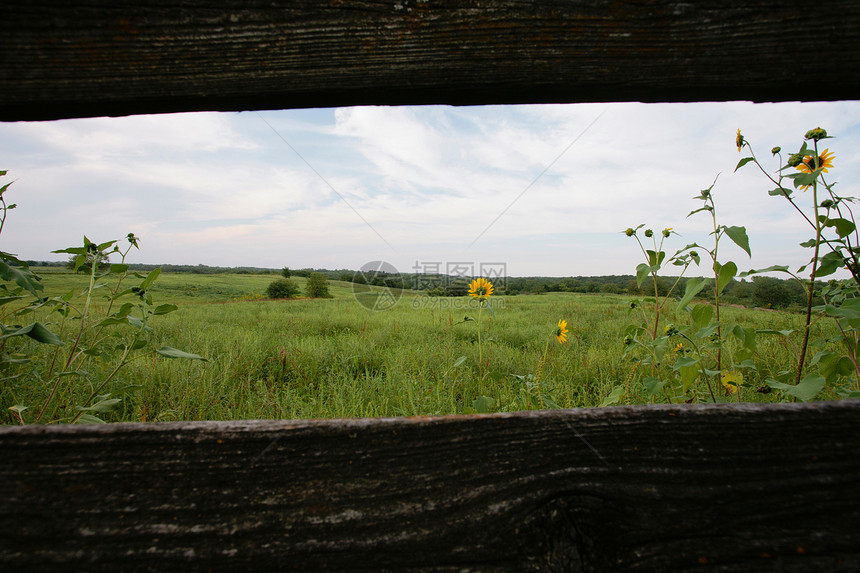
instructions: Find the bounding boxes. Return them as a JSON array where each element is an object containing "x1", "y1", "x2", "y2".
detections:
[{"x1": 1, "y1": 101, "x2": 859, "y2": 279}]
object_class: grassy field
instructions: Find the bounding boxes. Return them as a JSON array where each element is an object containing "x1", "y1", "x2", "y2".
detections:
[{"x1": 0, "y1": 268, "x2": 833, "y2": 424}]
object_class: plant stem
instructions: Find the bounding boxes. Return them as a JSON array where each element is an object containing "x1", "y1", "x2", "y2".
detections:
[{"x1": 795, "y1": 144, "x2": 824, "y2": 386}]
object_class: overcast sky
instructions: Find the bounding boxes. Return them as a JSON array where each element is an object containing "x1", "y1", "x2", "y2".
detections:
[{"x1": 1, "y1": 101, "x2": 859, "y2": 278}]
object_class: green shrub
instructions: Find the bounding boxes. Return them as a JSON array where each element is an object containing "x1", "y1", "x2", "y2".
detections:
[
  {"x1": 267, "y1": 278, "x2": 300, "y2": 299},
  {"x1": 305, "y1": 272, "x2": 332, "y2": 298}
]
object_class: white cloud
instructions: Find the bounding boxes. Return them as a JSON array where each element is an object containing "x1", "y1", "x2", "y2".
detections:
[{"x1": 0, "y1": 102, "x2": 858, "y2": 277}]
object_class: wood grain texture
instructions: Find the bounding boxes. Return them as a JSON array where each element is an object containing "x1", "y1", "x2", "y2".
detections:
[
  {"x1": 2, "y1": 1, "x2": 860, "y2": 121},
  {"x1": 2, "y1": 401, "x2": 858, "y2": 571}
]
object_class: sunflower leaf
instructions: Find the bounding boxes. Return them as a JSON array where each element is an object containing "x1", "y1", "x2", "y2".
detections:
[{"x1": 734, "y1": 157, "x2": 755, "y2": 172}]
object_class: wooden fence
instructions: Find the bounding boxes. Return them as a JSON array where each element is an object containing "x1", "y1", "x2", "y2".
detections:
[
  {"x1": 1, "y1": 2, "x2": 860, "y2": 570},
  {"x1": 3, "y1": 402, "x2": 859, "y2": 571}
]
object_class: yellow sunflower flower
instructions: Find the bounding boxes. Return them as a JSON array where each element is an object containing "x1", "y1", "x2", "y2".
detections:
[
  {"x1": 467, "y1": 277, "x2": 494, "y2": 301},
  {"x1": 796, "y1": 148, "x2": 835, "y2": 190},
  {"x1": 555, "y1": 319, "x2": 568, "y2": 344},
  {"x1": 736, "y1": 129, "x2": 744, "y2": 152}
]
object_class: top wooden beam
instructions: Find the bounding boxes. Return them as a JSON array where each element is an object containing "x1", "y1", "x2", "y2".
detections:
[{"x1": 3, "y1": 1, "x2": 859, "y2": 121}]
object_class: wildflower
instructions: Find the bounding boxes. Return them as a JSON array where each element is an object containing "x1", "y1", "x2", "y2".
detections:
[
  {"x1": 797, "y1": 148, "x2": 835, "y2": 174},
  {"x1": 674, "y1": 342, "x2": 684, "y2": 353},
  {"x1": 467, "y1": 277, "x2": 494, "y2": 301},
  {"x1": 804, "y1": 127, "x2": 828, "y2": 141},
  {"x1": 625, "y1": 228, "x2": 635, "y2": 237},
  {"x1": 736, "y1": 129, "x2": 744, "y2": 151},
  {"x1": 662, "y1": 227, "x2": 672, "y2": 238},
  {"x1": 796, "y1": 148, "x2": 835, "y2": 190},
  {"x1": 555, "y1": 319, "x2": 568, "y2": 344},
  {"x1": 644, "y1": 229, "x2": 654, "y2": 238}
]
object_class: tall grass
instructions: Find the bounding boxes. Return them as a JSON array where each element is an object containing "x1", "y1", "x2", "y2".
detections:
[{"x1": 3, "y1": 271, "x2": 818, "y2": 423}]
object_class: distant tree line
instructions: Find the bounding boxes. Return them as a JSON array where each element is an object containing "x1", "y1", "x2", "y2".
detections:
[{"x1": 28, "y1": 259, "x2": 827, "y2": 310}]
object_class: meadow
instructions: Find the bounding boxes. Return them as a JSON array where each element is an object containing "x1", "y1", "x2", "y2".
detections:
[{"x1": 0, "y1": 267, "x2": 824, "y2": 425}]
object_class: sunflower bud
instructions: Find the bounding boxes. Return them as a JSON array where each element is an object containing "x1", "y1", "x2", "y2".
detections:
[
  {"x1": 644, "y1": 229, "x2": 653, "y2": 238},
  {"x1": 771, "y1": 146, "x2": 781, "y2": 155},
  {"x1": 804, "y1": 127, "x2": 828, "y2": 141},
  {"x1": 625, "y1": 228, "x2": 635, "y2": 237},
  {"x1": 664, "y1": 324, "x2": 679, "y2": 337},
  {"x1": 662, "y1": 228, "x2": 671, "y2": 238},
  {"x1": 623, "y1": 334, "x2": 633, "y2": 346},
  {"x1": 787, "y1": 153, "x2": 804, "y2": 167},
  {"x1": 820, "y1": 199, "x2": 834, "y2": 209}
]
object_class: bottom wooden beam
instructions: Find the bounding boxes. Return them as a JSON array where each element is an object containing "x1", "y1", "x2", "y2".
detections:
[{"x1": 1, "y1": 401, "x2": 858, "y2": 571}]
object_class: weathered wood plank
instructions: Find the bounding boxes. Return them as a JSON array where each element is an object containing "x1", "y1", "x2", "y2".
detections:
[
  {"x1": 2, "y1": 401, "x2": 858, "y2": 571},
  {"x1": 2, "y1": 1, "x2": 859, "y2": 121}
]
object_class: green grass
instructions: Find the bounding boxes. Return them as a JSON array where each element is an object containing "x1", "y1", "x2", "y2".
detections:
[{"x1": 0, "y1": 270, "x2": 839, "y2": 424}]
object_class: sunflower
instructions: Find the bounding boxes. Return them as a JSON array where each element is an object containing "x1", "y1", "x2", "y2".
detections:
[
  {"x1": 736, "y1": 129, "x2": 744, "y2": 152},
  {"x1": 467, "y1": 277, "x2": 494, "y2": 301},
  {"x1": 797, "y1": 148, "x2": 835, "y2": 174},
  {"x1": 796, "y1": 148, "x2": 835, "y2": 190},
  {"x1": 555, "y1": 319, "x2": 568, "y2": 344}
]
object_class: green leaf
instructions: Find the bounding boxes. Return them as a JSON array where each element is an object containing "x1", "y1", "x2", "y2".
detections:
[
  {"x1": 820, "y1": 217, "x2": 856, "y2": 238},
  {"x1": 672, "y1": 356, "x2": 699, "y2": 371},
  {"x1": 0, "y1": 322, "x2": 64, "y2": 345},
  {"x1": 76, "y1": 413, "x2": 106, "y2": 424},
  {"x1": 676, "y1": 277, "x2": 706, "y2": 312},
  {"x1": 95, "y1": 316, "x2": 130, "y2": 328},
  {"x1": 599, "y1": 385, "x2": 625, "y2": 407},
  {"x1": 768, "y1": 187, "x2": 792, "y2": 198},
  {"x1": 788, "y1": 171, "x2": 819, "y2": 188},
  {"x1": 642, "y1": 376, "x2": 667, "y2": 397},
  {"x1": 691, "y1": 304, "x2": 714, "y2": 330},
  {"x1": 0, "y1": 294, "x2": 26, "y2": 307},
  {"x1": 815, "y1": 250, "x2": 844, "y2": 277},
  {"x1": 766, "y1": 375, "x2": 825, "y2": 402},
  {"x1": 452, "y1": 355, "x2": 467, "y2": 368},
  {"x1": 635, "y1": 263, "x2": 651, "y2": 287},
  {"x1": 694, "y1": 322, "x2": 720, "y2": 340},
  {"x1": 646, "y1": 250, "x2": 666, "y2": 268},
  {"x1": 152, "y1": 304, "x2": 178, "y2": 315},
  {"x1": 156, "y1": 346, "x2": 206, "y2": 361},
  {"x1": 0, "y1": 260, "x2": 43, "y2": 297},
  {"x1": 739, "y1": 265, "x2": 791, "y2": 278},
  {"x1": 723, "y1": 226, "x2": 751, "y2": 257},
  {"x1": 138, "y1": 268, "x2": 162, "y2": 291},
  {"x1": 717, "y1": 261, "x2": 738, "y2": 294},
  {"x1": 472, "y1": 395, "x2": 496, "y2": 413},
  {"x1": 76, "y1": 398, "x2": 122, "y2": 413},
  {"x1": 734, "y1": 157, "x2": 755, "y2": 172}
]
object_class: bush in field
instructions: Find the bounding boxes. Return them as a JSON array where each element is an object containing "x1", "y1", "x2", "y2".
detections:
[
  {"x1": 281, "y1": 266, "x2": 291, "y2": 278},
  {"x1": 305, "y1": 272, "x2": 332, "y2": 298},
  {"x1": 267, "y1": 278, "x2": 300, "y2": 299}
]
